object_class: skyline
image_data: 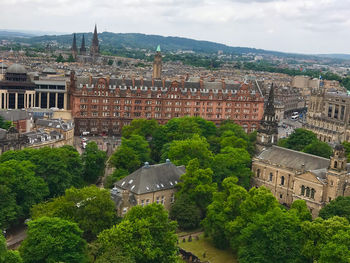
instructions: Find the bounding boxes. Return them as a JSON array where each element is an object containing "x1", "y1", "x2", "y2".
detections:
[{"x1": 1, "y1": 0, "x2": 350, "y2": 54}]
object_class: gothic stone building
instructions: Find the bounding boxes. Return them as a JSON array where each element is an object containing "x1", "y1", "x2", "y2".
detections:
[
  {"x1": 68, "y1": 72, "x2": 265, "y2": 135},
  {"x1": 252, "y1": 85, "x2": 350, "y2": 218},
  {"x1": 111, "y1": 160, "x2": 185, "y2": 216},
  {"x1": 304, "y1": 89, "x2": 350, "y2": 142}
]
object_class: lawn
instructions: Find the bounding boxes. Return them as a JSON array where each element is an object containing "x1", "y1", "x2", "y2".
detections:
[{"x1": 178, "y1": 234, "x2": 237, "y2": 263}]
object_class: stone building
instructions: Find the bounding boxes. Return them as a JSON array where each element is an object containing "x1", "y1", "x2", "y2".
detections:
[
  {"x1": 0, "y1": 64, "x2": 68, "y2": 110},
  {"x1": 111, "y1": 160, "x2": 185, "y2": 216},
  {"x1": 0, "y1": 127, "x2": 28, "y2": 154},
  {"x1": 304, "y1": 89, "x2": 350, "y2": 142},
  {"x1": 252, "y1": 144, "x2": 350, "y2": 218},
  {"x1": 252, "y1": 85, "x2": 350, "y2": 218},
  {"x1": 68, "y1": 71, "x2": 265, "y2": 135}
]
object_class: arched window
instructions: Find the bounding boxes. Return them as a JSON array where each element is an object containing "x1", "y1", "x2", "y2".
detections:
[
  {"x1": 269, "y1": 173, "x2": 273, "y2": 182},
  {"x1": 306, "y1": 187, "x2": 311, "y2": 197},
  {"x1": 301, "y1": 185, "x2": 305, "y2": 195},
  {"x1": 281, "y1": 176, "x2": 285, "y2": 186},
  {"x1": 257, "y1": 169, "x2": 260, "y2": 178},
  {"x1": 334, "y1": 161, "x2": 338, "y2": 169},
  {"x1": 311, "y1": 188, "x2": 315, "y2": 199}
]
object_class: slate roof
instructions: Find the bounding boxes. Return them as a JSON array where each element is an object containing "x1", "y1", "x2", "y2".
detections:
[
  {"x1": 115, "y1": 161, "x2": 185, "y2": 195},
  {"x1": 36, "y1": 119, "x2": 74, "y2": 131},
  {"x1": 257, "y1": 145, "x2": 330, "y2": 171}
]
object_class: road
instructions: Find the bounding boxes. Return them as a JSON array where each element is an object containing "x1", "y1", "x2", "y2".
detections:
[{"x1": 278, "y1": 118, "x2": 303, "y2": 139}]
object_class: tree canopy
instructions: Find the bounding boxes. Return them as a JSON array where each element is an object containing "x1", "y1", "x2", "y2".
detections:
[
  {"x1": 96, "y1": 204, "x2": 178, "y2": 263},
  {"x1": 19, "y1": 216, "x2": 88, "y2": 263},
  {"x1": 82, "y1": 141, "x2": 107, "y2": 183},
  {"x1": 278, "y1": 128, "x2": 332, "y2": 158},
  {"x1": 31, "y1": 186, "x2": 116, "y2": 241}
]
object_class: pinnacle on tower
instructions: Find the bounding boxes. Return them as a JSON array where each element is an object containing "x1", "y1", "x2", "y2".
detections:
[
  {"x1": 90, "y1": 24, "x2": 99, "y2": 57},
  {"x1": 71, "y1": 33, "x2": 78, "y2": 59},
  {"x1": 92, "y1": 24, "x2": 99, "y2": 46},
  {"x1": 156, "y1": 44, "x2": 161, "y2": 52},
  {"x1": 80, "y1": 34, "x2": 86, "y2": 55},
  {"x1": 256, "y1": 83, "x2": 278, "y2": 152},
  {"x1": 72, "y1": 33, "x2": 77, "y2": 51},
  {"x1": 264, "y1": 83, "x2": 275, "y2": 118}
]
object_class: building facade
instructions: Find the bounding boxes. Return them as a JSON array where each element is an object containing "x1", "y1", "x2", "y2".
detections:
[
  {"x1": 252, "y1": 85, "x2": 350, "y2": 218},
  {"x1": 0, "y1": 64, "x2": 68, "y2": 110},
  {"x1": 304, "y1": 89, "x2": 350, "y2": 142},
  {"x1": 252, "y1": 145, "x2": 350, "y2": 218},
  {"x1": 68, "y1": 72, "x2": 265, "y2": 135}
]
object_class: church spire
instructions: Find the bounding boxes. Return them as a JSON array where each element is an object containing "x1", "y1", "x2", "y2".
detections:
[
  {"x1": 90, "y1": 24, "x2": 99, "y2": 57},
  {"x1": 80, "y1": 34, "x2": 86, "y2": 55},
  {"x1": 256, "y1": 83, "x2": 278, "y2": 152},
  {"x1": 71, "y1": 33, "x2": 77, "y2": 59}
]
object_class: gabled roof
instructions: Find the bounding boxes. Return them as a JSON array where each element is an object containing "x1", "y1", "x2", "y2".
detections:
[
  {"x1": 256, "y1": 145, "x2": 329, "y2": 171},
  {"x1": 115, "y1": 161, "x2": 185, "y2": 195}
]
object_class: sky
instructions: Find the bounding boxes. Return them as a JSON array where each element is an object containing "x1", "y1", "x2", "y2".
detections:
[{"x1": 1, "y1": 0, "x2": 350, "y2": 54}]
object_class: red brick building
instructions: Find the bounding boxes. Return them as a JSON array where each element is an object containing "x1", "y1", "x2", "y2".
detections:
[{"x1": 68, "y1": 72, "x2": 265, "y2": 136}]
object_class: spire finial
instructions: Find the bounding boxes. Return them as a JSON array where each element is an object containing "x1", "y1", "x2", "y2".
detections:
[{"x1": 156, "y1": 45, "x2": 161, "y2": 52}]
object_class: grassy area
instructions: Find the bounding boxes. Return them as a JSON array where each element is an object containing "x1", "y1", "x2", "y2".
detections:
[{"x1": 178, "y1": 234, "x2": 237, "y2": 263}]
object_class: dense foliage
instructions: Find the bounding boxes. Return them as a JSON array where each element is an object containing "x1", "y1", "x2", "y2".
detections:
[
  {"x1": 31, "y1": 186, "x2": 116, "y2": 241},
  {"x1": 0, "y1": 234, "x2": 22, "y2": 263},
  {"x1": 94, "y1": 204, "x2": 178, "y2": 263},
  {"x1": 19, "y1": 217, "x2": 88, "y2": 263},
  {"x1": 278, "y1": 128, "x2": 333, "y2": 158},
  {"x1": 0, "y1": 145, "x2": 106, "y2": 230}
]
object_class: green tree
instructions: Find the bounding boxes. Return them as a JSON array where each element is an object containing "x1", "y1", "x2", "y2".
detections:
[
  {"x1": 0, "y1": 185, "x2": 19, "y2": 229},
  {"x1": 67, "y1": 54, "x2": 75, "y2": 62},
  {"x1": 110, "y1": 146, "x2": 140, "y2": 173},
  {"x1": 210, "y1": 147, "x2": 251, "y2": 188},
  {"x1": 0, "y1": 234, "x2": 22, "y2": 263},
  {"x1": 238, "y1": 207, "x2": 304, "y2": 263},
  {"x1": 0, "y1": 147, "x2": 84, "y2": 197},
  {"x1": 82, "y1": 141, "x2": 107, "y2": 183},
  {"x1": 121, "y1": 135, "x2": 151, "y2": 163},
  {"x1": 19, "y1": 217, "x2": 88, "y2": 263},
  {"x1": 0, "y1": 160, "x2": 49, "y2": 228},
  {"x1": 289, "y1": 200, "x2": 312, "y2": 221},
  {"x1": 163, "y1": 135, "x2": 213, "y2": 168},
  {"x1": 226, "y1": 186, "x2": 279, "y2": 251},
  {"x1": 177, "y1": 159, "x2": 217, "y2": 215},
  {"x1": 301, "y1": 216, "x2": 350, "y2": 262},
  {"x1": 97, "y1": 204, "x2": 178, "y2": 263},
  {"x1": 303, "y1": 140, "x2": 333, "y2": 158},
  {"x1": 202, "y1": 177, "x2": 248, "y2": 249},
  {"x1": 319, "y1": 196, "x2": 350, "y2": 222},
  {"x1": 169, "y1": 194, "x2": 201, "y2": 230},
  {"x1": 56, "y1": 53, "x2": 64, "y2": 63},
  {"x1": 31, "y1": 186, "x2": 115, "y2": 241},
  {"x1": 284, "y1": 128, "x2": 317, "y2": 151},
  {"x1": 122, "y1": 119, "x2": 159, "y2": 139},
  {"x1": 0, "y1": 116, "x2": 12, "y2": 130}
]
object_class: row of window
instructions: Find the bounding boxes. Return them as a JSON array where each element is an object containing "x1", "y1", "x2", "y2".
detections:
[
  {"x1": 140, "y1": 194, "x2": 175, "y2": 207},
  {"x1": 80, "y1": 98, "x2": 260, "y2": 107},
  {"x1": 300, "y1": 186, "x2": 316, "y2": 199}
]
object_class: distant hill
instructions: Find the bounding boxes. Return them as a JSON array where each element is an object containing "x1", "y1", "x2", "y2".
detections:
[
  {"x1": 2, "y1": 30, "x2": 350, "y2": 61},
  {"x1": 13, "y1": 31, "x2": 301, "y2": 57}
]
